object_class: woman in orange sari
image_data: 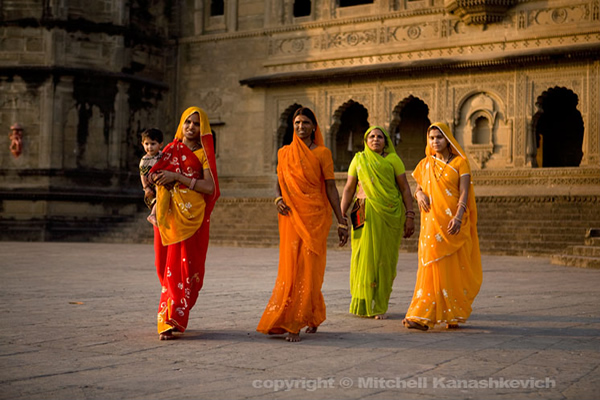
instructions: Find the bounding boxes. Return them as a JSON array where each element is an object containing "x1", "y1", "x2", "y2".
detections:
[
  {"x1": 149, "y1": 106, "x2": 219, "y2": 340},
  {"x1": 257, "y1": 107, "x2": 349, "y2": 342},
  {"x1": 402, "y1": 122, "x2": 482, "y2": 331}
]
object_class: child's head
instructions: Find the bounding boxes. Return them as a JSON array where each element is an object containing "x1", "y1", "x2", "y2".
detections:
[{"x1": 141, "y1": 128, "x2": 163, "y2": 157}]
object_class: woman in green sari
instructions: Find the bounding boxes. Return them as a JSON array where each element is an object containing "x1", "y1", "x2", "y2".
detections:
[{"x1": 340, "y1": 126, "x2": 415, "y2": 319}]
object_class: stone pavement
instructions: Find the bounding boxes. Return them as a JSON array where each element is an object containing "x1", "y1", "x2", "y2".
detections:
[{"x1": 0, "y1": 242, "x2": 599, "y2": 400}]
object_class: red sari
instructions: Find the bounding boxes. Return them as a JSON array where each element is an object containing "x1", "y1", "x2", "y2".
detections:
[{"x1": 150, "y1": 107, "x2": 219, "y2": 334}]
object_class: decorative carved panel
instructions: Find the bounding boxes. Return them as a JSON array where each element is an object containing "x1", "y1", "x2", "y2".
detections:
[{"x1": 445, "y1": 0, "x2": 518, "y2": 25}]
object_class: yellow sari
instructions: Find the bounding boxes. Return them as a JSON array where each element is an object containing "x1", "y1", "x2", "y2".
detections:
[{"x1": 405, "y1": 122, "x2": 482, "y2": 328}]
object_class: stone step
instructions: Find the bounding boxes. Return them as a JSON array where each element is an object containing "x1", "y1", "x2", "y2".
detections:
[
  {"x1": 572, "y1": 245, "x2": 600, "y2": 257},
  {"x1": 585, "y1": 237, "x2": 600, "y2": 246},
  {"x1": 550, "y1": 254, "x2": 600, "y2": 269},
  {"x1": 478, "y1": 232, "x2": 584, "y2": 244}
]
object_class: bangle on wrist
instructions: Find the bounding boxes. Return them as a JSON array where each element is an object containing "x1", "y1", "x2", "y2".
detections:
[
  {"x1": 338, "y1": 223, "x2": 348, "y2": 230},
  {"x1": 190, "y1": 178, "x2": 197, "y2": 191},
  {"x1": 274, "y1": 196, "x2": 283, "y2": 205}
]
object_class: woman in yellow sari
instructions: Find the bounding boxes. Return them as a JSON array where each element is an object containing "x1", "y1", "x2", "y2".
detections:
[
  {"x1": 149, "y1": 106, "x2": 219, "y2": 340},
  {"x1": 340, "y1": 126, "x2": 415, "y2": 319},
  {"x1": 403, "y1": 122, "x2": 482, "y2": 331},
  {"x1": 257, "y1": 107, "x2": 349, "y2": 342}
]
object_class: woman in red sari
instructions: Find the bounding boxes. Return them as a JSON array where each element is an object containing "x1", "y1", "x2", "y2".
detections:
[
  {"x1": 257, "y1": 107, "x2": 349, "y2": 342},
  {"x1": 149, "y1": 106, "x2": 219, "y2": 340}
]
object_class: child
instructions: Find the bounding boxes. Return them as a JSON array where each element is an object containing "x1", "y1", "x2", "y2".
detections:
[{"x1": 139, "y1": 128, "x2": 163, "y2": 226}]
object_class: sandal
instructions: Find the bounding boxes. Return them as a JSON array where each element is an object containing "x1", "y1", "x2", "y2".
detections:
[{"x1": 402, "y1": 318, "x2": 429, "y2": 331}]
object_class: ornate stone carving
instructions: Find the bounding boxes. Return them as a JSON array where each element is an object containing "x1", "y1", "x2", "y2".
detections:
[{"x1": 445, "y1": 0, "x2": 518, "y2": 25}]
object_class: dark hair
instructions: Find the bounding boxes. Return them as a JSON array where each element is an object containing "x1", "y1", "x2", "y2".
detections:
[
  {"x1": 141, "y1": 128, "x2": 163, "y2": 143},
  {"x1": 292, "y1": 107, "x2": 318, "y2": 141}
]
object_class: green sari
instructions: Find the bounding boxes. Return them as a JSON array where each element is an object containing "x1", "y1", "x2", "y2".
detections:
[{"x1": 349, "y1": 126, "x2": 406, "y2": 317}]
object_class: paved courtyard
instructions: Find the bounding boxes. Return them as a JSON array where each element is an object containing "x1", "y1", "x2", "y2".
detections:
[{"x1": 0, "y1": 242, "x2": 598, "y2": 400}]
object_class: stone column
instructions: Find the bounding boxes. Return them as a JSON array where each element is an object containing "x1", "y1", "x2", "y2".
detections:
[
  {"x1": 38, "y1": 80, "x2": 55, "y2": 170},
  {"x1": 227, "y1": 0, "x2": 238, "y2": 32},
  {"x1": 582, "y1": 60, "x2": 600, "y2": 166},
  {"x1": 111, "y1": 81, "x2": 130, "y2": 169},
  {"x1": 194, "y1": 0, "x2": 204, "y2": 35}
]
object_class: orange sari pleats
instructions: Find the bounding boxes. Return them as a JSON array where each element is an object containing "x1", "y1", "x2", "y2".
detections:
[{"x1": 256, "y1": 214, "x2": 327, "y2": 334}]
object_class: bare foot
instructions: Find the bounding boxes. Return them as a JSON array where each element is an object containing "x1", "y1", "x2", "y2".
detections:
[
  {"x1": 159, "y1": 330, "x2": 177, "y2": 340},
  {"x1": 305, "y1": 326, "x2": 318, "y2": 334},
  {"x1": 446, "y1": 323, "x2": 460, "y2": 329},
  {"x1": 374, "y1": 314, "x2": 388, "y2": 320},
  {"x1": 147, "y1": 214, "x2": 158, "y2": 226},
  {"x1": 286, "y1": 332, "x2": 301, "y2": 342},
  {"x1": 402, "y1": 318, "x2": 429, "y2": 331}
]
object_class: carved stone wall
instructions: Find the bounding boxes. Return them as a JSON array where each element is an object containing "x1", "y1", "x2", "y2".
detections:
[
  {"x1": 179, "y1": 0, "x2": 599, "y2": 182},
  {"x1": 0, "y1": 0, "x2": 176, "y2": 240}
]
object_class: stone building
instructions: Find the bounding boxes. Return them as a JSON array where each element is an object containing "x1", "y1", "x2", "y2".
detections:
[
  {"x1": 0, "y1": 0, "x2": 176, "y2": 239},
  {"x1": 1, "y1": 0, "x2": 599, "y2": 257}
]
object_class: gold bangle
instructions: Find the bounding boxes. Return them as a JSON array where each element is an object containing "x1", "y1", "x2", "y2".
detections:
[
  {"x1": 274, "y1": 196, "x2": 283, "y2": 205},
  {"x1": 338, "y1": 223, "x2": 348, "y2": 230}
]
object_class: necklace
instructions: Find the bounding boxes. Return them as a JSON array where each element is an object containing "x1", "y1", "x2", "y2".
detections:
[{"x1": 434, "y1": 153, "x2": 453, "y2": 181}]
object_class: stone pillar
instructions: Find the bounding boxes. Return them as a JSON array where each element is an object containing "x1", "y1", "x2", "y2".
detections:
[
  {"x1": 227, "y1": 0, "x2": 238, "y2": 32},
  {"x1": 38, "y1": 80, "x2": 55, "y2": 170},
  {"x1": 582, "y1": 60, "x2": 600, "y2": 166},
  {"x1": 111, "y1": 81, "x2": 130, "y2": 169},
  {"x1": 52, "y1": 76, "x2": 75, "y2": 169},
  {"x1": 194, "y1": 0, "x2": 204, "y2": 35}
]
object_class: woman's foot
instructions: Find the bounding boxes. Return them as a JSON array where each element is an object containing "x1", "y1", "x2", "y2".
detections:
[
  {"x1": 305, "y1": 326, "x2": 318, "y2": 334},
  {"x1": 374, "y1": 314, "x2": 388, "y2": 320},
  {"x1": 286, "y1": 332, "x2": 301, "y2": 342},
  {"x1": 159, "y1": 330, "x2": 177, "y2": 340},
  {"x1": 402, "y1": 318, "x2": 429, "y2": 331},
  {"x1": 147, "y1": 214, "x2": 158, "y2": 226},
  {"x1": 446, "y1": 323, "x2": 460, "y2": 329}
]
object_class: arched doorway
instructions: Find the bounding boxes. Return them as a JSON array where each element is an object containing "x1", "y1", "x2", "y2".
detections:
[
  {"x1": 331, "y1": 100, "x2": 370, "y2": 171},
  {"x1": 388, "y1": 96, "x2": 431, "y2": 170},
  {"x1": 533, "y1": 87, "x2": 584, "y2": 167}
]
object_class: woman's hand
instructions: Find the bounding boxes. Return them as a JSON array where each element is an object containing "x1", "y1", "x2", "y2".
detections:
[
  {"x1": 403, "y1": 217, "x2": 415, "y2": 238},
  {"x1": 415, "y1": 191, "x2": 430, "y2": 213},
  {"x1": 144, "y1": 187, "x2": 155, "y2": 201},
  {"x1": 447, "y1": 217, "x2": 462, "y2": 235},
  {"x1": 152, "y1": 170, "x2": 179, "y2": 187},
  {"x1": 275, "y1": 198, "x2": 291, "y2": 216},
  {"x1": 337, "y1": 221, "x2": 349, "y2": 247}
]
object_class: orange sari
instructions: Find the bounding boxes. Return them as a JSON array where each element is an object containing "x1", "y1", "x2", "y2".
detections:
[
  {"x1": 151, "y1": 107, "x2": 220, "y2": 334},
  {"x1": 257, "y1": 125, "x2": 333, "y2": 335},
  {"x1": 405, "y1": 122, "x2": 482, "y2": 328}
]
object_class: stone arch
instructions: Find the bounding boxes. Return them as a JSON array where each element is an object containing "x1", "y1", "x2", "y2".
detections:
[
  {"x1": 330, "y1": 100, "x2": 370, "y2": 171},
  {"x1": 455, "y1": 91, "x2": 506, "y2": 169},
  {"x1": 533, "y1": 86, "x2": 584, "y2": 168},
  {"x1": 277, "y1": 103, "x2": 303, "y2": 148},
  {"x1": 388, "y1": 95, "x2": 430, "y2": 170}
]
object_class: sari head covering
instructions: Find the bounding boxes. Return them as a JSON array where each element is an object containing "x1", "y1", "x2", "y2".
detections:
[
  {"x1": 349, "y1": 126, "x2": 406, "y2": 316},
  {"x1": 426, "y1": 122, "x2": 466, "y2": 160},
  {"x1": 150, "y1": 107, "x2": 220, "y2": 245}
]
